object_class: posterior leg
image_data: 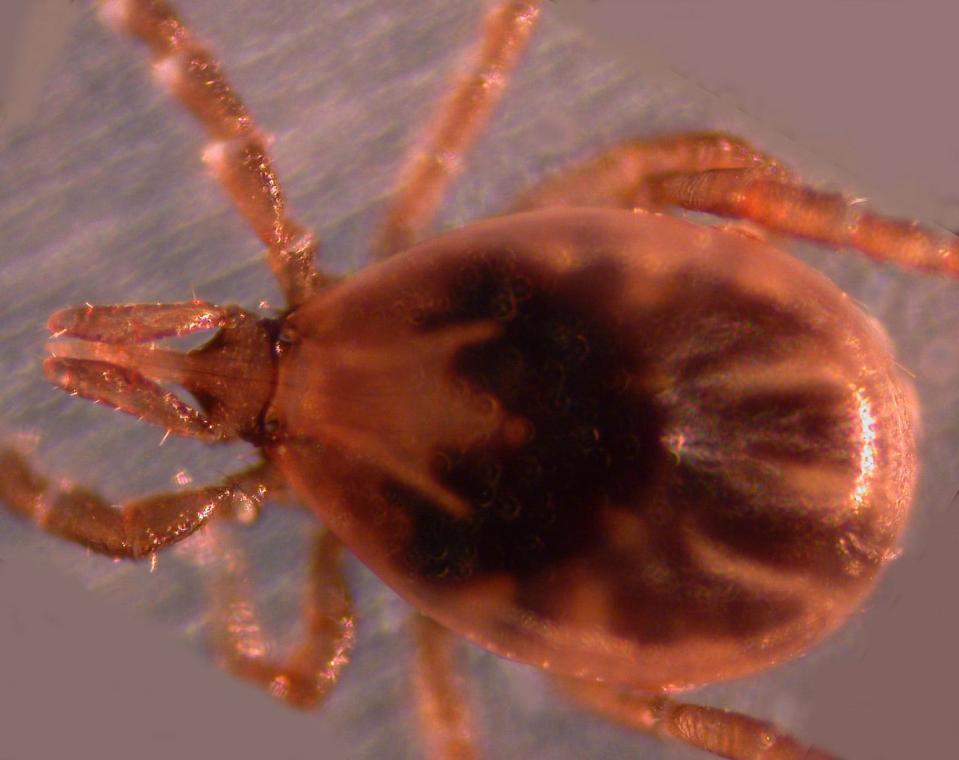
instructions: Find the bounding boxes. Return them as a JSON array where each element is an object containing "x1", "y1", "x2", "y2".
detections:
[
  {"x1": 198, "y1": 525, "x2": 355, "y2": 708},
  {"x1": 511, "y1": 131, "x2": 786, "y2": 212},
  {"x1": 96, "y1": 0, "x2": 324, "y2": 306},
  {"x1": 649, "y1": 168, "x2": 959, "y2": 276},
  {"x1": 0, "y1": 451, "x2": 278, "y2": 558},
  {"x1": 513, "y1": 130, "x2": 959, "y2": 278},
  {"x1": 413, "y1": 615, "x2": 480, "y2": 760},
  {"x1": 556, "y1": 677, "x2": 838, "y2": 760},
  {"x1": 374, "y1": 1, "x2": 542, "y2": 258}
]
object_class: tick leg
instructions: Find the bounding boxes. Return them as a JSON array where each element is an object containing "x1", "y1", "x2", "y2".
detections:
[
  {"x1": 374, "y1": 1, "x2": 542, "y2": 258},
  {"x1": 0, "y1": 452, "x2": 276, "y2": 558},
  {"x1": 511, "y1": 132, "x2": 785, "y2": 212},
  {"x1": 96, "y1": 0, "x2": 324, "y2": 306},
  {"x1": 511, "y1": 129, "x2": 959, "y2": 277},
  {"x1": 200, "y1": 525, "x2": 354, "y2": 709},
  {"x1": 413, "y1": 615, "x2": 479, "y2": 760},
  {"x1": 650, "y1": 168, "x2": 959, "y2": 276},
  {"x1": 0, "y1": 451, "x2": 353, "y2": 707},
  {"x1": 555, "y1": 677, "x2": 839, "y2": 760}
]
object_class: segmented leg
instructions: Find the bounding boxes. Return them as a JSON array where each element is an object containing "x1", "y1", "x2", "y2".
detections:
[
  {"x1": 512, "y1": 131, "x2": 785, "y2": 212},
  {"x1": 413, "y1": 615, "x2": 479, "y2": 760},
  {"x1": 375, "y1": 0, "x2": 542, "y2": 258},
  {"x1": 511, "y1": 130, "x2": 959, "y2": 278},
  {"x1": 0, "y1": 452, "x2": 277, "y2": 558},
  {"x1": 96, "y1": 0, "x2": 323, "y2": 306},
  {"x1": 649, "y1": 169, "x2": 959, "y2": 276},
  {"x1": 0, "y1": 446, "x2": 353, "y2": 706},
  {"x1": 198, "y1": 524, "x2": 354, "y2": 709},
  {"x1": 556, "y1": 677, "x2": 839, "y2": 760}
]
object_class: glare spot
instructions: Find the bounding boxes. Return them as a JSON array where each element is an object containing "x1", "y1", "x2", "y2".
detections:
[{"x1": 851, "y1": 385, "x2": 878, "y2": 512}]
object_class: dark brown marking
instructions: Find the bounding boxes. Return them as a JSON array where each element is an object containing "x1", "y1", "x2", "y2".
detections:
[{"x1": 374, "y1": 244, "x2": 860, "y2": 644}]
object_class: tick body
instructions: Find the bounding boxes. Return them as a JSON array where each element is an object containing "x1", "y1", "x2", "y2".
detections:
[
  {"x1": 273, "y1": 208, "x2": 915, "y2": 690},
  {"x1": 0, "y1": 1, "x2": 953, "y2": 759}
]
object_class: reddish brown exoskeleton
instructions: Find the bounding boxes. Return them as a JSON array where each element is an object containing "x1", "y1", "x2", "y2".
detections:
[{"x1": 1, "y1": 2, "x2": 953, "y2": 758}]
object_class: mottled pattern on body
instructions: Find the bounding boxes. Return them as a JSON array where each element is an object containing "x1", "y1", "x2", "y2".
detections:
[{"x1": 273, "y1": 209, "x2": 916, "y2": 689}]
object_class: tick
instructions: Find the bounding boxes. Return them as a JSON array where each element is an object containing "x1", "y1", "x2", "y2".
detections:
[{"x1": 0, "y1": 2, "x2": 954, "y2": 759}]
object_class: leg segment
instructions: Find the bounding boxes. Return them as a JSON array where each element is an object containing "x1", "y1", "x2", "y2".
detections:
[
  {"x1": 650, "y1": 169, "x2": 959, "y2": 276},
  {"x1": 512, "y1": 129, "x2": 959, "y2": 278},
  {"x1": 200, "y1": 525, "x2": 355, "y2": 709},
  {"x1": 0, "y1": 452, "x2": 277, "y2": 558},
  {"x1": 375, "y1": 1, "x2": 542, "y2": 258},
  {"x1": 556, "y1": 677, "x2": 838, "y2": 760},
  {"x1": 97, "y1": 0, "x2": 323, "y2": 305},
  {"x1": 0, "y1": 448, "x2": 353, "y2": 706},
  {"x1": 511, "y1": 132, "x2": 785, "y2": 212},
  {"x1": 413, "y1": 615, "x2": 479, "y2": 760}
]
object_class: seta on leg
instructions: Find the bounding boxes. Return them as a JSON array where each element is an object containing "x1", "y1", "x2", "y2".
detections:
[
  {"x1": 556, "y1": 676, "x2": 839, "y2": 760},
  {"x1": 413, "y1": 615, "x2": 480, "y2": 760},
  {"x1": 198, "y1": 524, "x2": 355, "y2": 709},
  {"x1": 0, "y1": 452, "x2": 277, "y2": 559},
  {"x1": 0, "y1": 447, "x2": 354, "y2": 707},
  {"x1": 96, "y1": 0, "x2": 324, "y2": 306},
  {"x1": 375, "y1": 1, "x2": 542, "y2": 258}
]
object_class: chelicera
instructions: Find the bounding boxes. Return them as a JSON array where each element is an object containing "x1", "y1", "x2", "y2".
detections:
[{"x1": 1, "y1": 1, "x2": 954, "y2": 758}]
